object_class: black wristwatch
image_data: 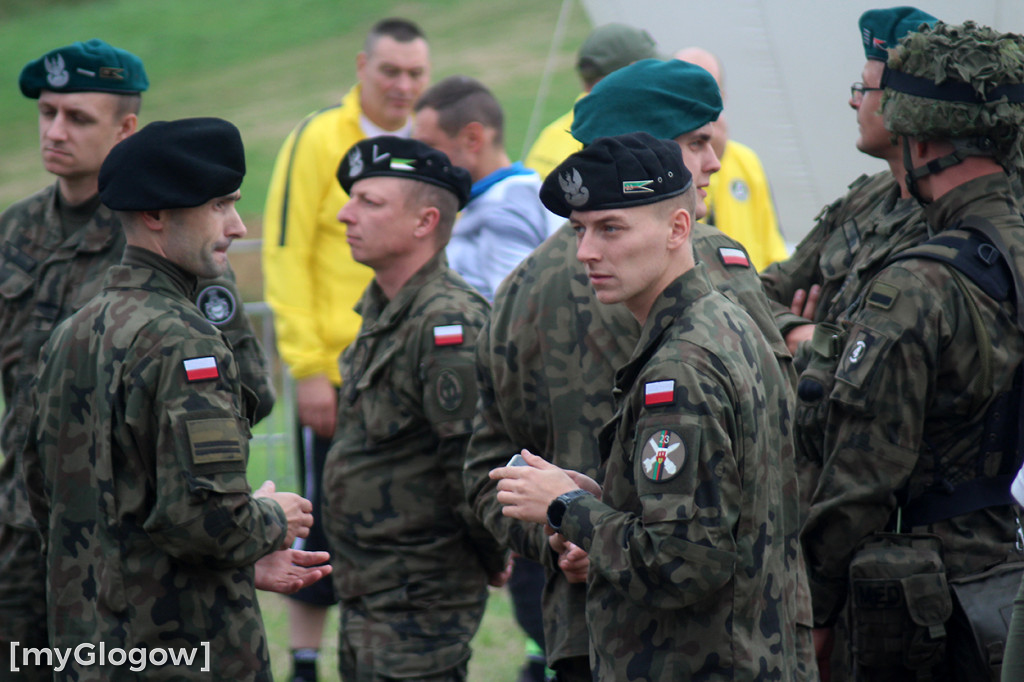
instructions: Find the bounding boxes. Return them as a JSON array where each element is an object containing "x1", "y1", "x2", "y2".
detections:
[{"x1": 547, "y1": 489, "x2": 590, "y2": 531}]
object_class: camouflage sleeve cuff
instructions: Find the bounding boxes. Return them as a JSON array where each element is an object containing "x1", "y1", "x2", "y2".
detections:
[
  {"x1": 556, "y1": 492, "x2": 609, "y2": 554},
  {"x1": 255, "y1": 496, "x2": 289, "y2": 557}
]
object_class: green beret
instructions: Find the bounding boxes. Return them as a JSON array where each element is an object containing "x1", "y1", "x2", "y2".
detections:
[
  {"x1": 337, "y1": 136, "x2": 472, "y2": 210},
  {"x1": 99, "y1": 118, "x2": 245, "y2": 211},
  {"x1": 577, "y1": 23, "x2": 660, "y2": 82},
  {"x1": 20, "y1": 39, "x2": 148, "y2": 98},
  {"x1": 859, "y1": 7, "x2": 937, "y2": 61},
  {"x1": 571, "y1": 59, "x2": 722, "y2": 145},
  {"x1": 540, "y1": 132, "x2": 693, "y2": 218}
]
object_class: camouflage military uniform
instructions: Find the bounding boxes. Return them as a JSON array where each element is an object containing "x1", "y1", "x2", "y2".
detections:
[
  {"x1": 800, "y1": 173, "x2": 1024, "y2": 677},
  {"x1": 323, "y1": 251, "x2": 505, "y2": 681},
  {"x1": 464, "y1": 221, "x2": 813, "y2": 678},
  {"x1": 21, "y1": 246, "x2": 286, "y2": 680},
  {"x1": 0, "y1": 184, "x2": 273, "y2": 676},
  {"x1": 551, "y1": 262, "x2": 803, "y2": 681}
]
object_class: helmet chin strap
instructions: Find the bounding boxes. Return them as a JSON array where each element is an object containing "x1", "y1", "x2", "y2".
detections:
[{"x1": 901, "y1": 136, "x2": 999, "y2": 206}]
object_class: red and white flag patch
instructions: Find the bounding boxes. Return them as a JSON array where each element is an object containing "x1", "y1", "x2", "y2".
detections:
[
  {"x1": 644, "y1": 379, "x2": 675, "y2": 406},
  {"x1": 718, "y1": 247, "x2": 750, "y2": 268},
  {"x1": 433, "y1": 324, "x2": 464, "y2": 346},
  {"x1": 184, "y1": 356, "x2": 219, "y2": 382}
]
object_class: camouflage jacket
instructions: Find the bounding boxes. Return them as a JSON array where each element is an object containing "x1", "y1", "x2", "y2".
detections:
[
  {"x1": 0, "y1": 183, "x2": 274, "y2": 531},
  {"x1": 801, "y1": 172, "x2": 1024, "y2": 626},
  {"x1": 22, "y1": 246, "x2": 286, "y2": 680},
  {"x1": 760, "y1": 171, "x2": 929, "y2": 358},
  {"x1": 323, "y1": 251, "x2": 505, "y2": 601},
  {"x1": 556, "y1": 263, "x2": 805, "y2": 681},
  {"x1": 464, "y1": 221, "x2": 808, "y2": 669}
]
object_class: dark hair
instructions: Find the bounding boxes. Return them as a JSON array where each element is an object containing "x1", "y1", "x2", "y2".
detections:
[
  {"x1": 114, "y1": 92, "x2": 142, "y2": 118},
  {"x1": 414, "y1": 75, "x2": 504, "y2": 145},
  {"x1": 364, "y1": 17, "x2": 427, "y2": 53}
]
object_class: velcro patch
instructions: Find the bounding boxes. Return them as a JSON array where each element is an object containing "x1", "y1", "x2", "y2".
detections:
[
  {"x1": 835, "y1": 327, "x2": 889, "y2": 389},
  {"x1": 433, "y1": 324, "x2": 464, "y2": 346},
  {"x1": 196, "y1": 284, "x2": 237, "y2": 325},
  {"x1": 640, "y1": 429, "x2": 686, "y2": 482},
  {"x1": 186, "y1": 418, "x2": 244, "y2": 468},
  {"x1": 644, "y1": 379, "x2": 675, "y2": 406},
  {"x1": 718, "y1": 247, "x2": 750, "y2": 268},
  {"x1": 183, "y1": 356, "x2": 219, "y2": 382},
  {"x1": 435, "y1": 367, "x2": 464, "y2": 413},
  {"x1": 867, "y1": 281, "x2": 899, "y2": 310}
]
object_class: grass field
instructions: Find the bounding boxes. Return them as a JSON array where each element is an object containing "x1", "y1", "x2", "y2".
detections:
[{"x1": 0, "y1": 0, "x2": 594, "y2": 678}]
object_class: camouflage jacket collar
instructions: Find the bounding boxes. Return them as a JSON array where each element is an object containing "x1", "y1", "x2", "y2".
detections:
[
  {"x1": 615, "y1": 262, "x2": 715, "y2": 390},
  {"x1": 925, "y1": 172, "x2": 1021, "y2": 233},
  {"x1": 38, "y1": 182, "x2": 122, "y2": 255},
  {"x1": 108, "y1": 245, "x2": 198, "y2": 299},
  {"x1": 354, "y1": 250, "x2": 449, "y2": 331}
]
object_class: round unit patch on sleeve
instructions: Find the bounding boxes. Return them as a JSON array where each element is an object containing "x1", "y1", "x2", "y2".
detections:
[
  {"x1": 195, "y1": 284, "x2": 237, "y2": 325},
  {"x1": 641, "y1": 429, "x2": 686, "y2": 482},
  {"x1": 435, "y1": 367, "x2": 465, "y2": 413}
]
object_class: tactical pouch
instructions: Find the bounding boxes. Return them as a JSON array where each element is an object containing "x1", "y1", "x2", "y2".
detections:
[
  {"x1": 848, "y1": 533, "x2": 951, "y2": 672},
  {"x1": 947, "y1": 561, "x2": 1024, "y2": 680}
]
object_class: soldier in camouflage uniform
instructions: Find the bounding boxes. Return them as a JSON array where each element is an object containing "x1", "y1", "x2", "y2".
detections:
[
  {"x1": 322, "y1": 136, "x2": 507, "y2": 681},
  {"x1": 0, "y1": 41, "x2": 277, "y2": 680},
  {"x1": 491, "y1": 132, "x2": 805, "y2": 681},
  {"x1": 464, "y1": 57, "x2": 814, "y2": 681},
  {"x1": 20, "y1": 118, "x2": 315, "y2": 680},
  {"x1": 800, "y1": 21, "x2": 1024, "y2": 681}
]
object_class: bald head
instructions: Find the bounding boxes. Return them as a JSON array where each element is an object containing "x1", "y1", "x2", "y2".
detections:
[{"x1": 674, "y1": 47, "x2": 723, "y2": 92}]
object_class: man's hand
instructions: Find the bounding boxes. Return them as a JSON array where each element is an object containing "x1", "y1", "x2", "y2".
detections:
[
  {"x1": 549, "y1": 534, "x2": 589, "y2": 584},
  {"x1": 813, "y1": 626, "x2": 834, "y2": 682},
  {"x1": 489, "y1": 450, "x2": 580, "y2": 525},
  {"x1": 296, "y1": 374, "x2": 338, "y2": 439},
  {"x1": 254, "y1": 480, "x2": 314, "y2": 548},
  {"x1": 255, "y1": 549, "x2": 333, "y2": 594},
  {"x1": 488, "y1": 557, "x2": 514, "y2": 588},
  {"x1": 786, "y1": 284, "x2": 821, "y2": 354}
]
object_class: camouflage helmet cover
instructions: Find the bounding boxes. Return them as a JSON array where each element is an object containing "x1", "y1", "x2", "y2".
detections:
[{"x1": 882, "y1": 21, "x2": 1024, "y2": 166}]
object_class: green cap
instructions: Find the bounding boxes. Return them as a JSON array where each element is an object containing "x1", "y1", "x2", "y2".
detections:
[
  {"x1": 859, "y1": 7, "x2": 937, "y2": 61},
  {"x1": 19, "y1": 39, "x2": 149, "y2": 98},
  {"x1": 571, "y1": 59, "x2": 722, "y2": 145},
  {"x1": 882, "y1": 20, "x2": 1024, "y2": 166},
  {"x1": 577, "y1": 23, "x2": 659, "y2": 85}
]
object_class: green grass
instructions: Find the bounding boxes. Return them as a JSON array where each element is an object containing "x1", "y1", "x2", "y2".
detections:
[{"x1": 0, "y1": 1, "x2": 589, "y2": 678}]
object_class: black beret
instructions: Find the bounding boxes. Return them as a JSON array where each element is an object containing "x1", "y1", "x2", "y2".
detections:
[
  {"x1": 337, "y1": 136, "x2": 472, "y2": 210},
  {"x1": 540, "y1": 132, "x2": 692, "y2": 218},
  {"x1": 99, "y1": 117, "x2": 246, "y2": 211},
  {"x1": 19, "y1": 39, "x2": 149, "y2": 98}
]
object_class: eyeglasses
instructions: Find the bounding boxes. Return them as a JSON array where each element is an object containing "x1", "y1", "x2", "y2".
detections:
[{"x1": 850, "y1": 82, "x2": 884, "y2": 104}]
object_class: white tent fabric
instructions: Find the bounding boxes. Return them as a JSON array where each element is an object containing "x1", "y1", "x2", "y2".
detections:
[{"x1": 577, "y1": 0, "x2": 1024, "y2": 244}]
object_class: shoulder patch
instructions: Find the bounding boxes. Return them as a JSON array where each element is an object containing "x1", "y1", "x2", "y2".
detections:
[
  {"x1": 183, "y1": 356, "x2": 219, "y2": 382},
  {"x1": 641, "y1": 429, "x2": 686, "y2": 482},
  {"x1": 186, "y1": 418, "x2": 244, "y2": 469},
  {"x1": 433, "y1": 324, "x2": 464, "y2": 346},
  {"x1": 866, "y1": 281, "x2": 899, "y2": 310},
  {"x1": 435, "y1": 367, "x2": 464, "y2": 413},
  {"x1": 835, "y1": 327, "x2": 890, "y2": 389},
  {"x1": 195, "y1": 284, "x2": 237, "y2": 325},
  {"x1": 644, "y1": 379, "x2": 675, "y2": 406},
  {"x1": 718, "y1": 247, "x2": 750, "y2": 268}
]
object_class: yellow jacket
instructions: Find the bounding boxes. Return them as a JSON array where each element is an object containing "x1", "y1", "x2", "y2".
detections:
[
  {"x1": 704, "y1": 140, "x2": 788, "y2": 271},
  {"x1": 523, "y1": 97, "x2": 583, "y2": 181},
  {"x1": 262, "y1": 85, "x2": 374, "y2": 385}
]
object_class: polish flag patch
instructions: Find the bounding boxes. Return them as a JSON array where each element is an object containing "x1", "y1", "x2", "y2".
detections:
[
  {"x1": 718, "y1": 247, "x2": 750, "y2": 268},
  {"x1": 184, "y1": 356, "x2": 219, "y2": 382},
  {"x1": 433, "y1": 324, "x2": 464, "y2": 346},
  {"x1": 644, "y1": 379, "x2": 675, "y2": 406}
]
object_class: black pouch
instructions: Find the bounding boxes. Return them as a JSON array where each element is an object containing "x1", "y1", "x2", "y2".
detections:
[
  {"x1": 848, "y1": 533, "x2": 952, "y2": 671},
  {"x1": 947, "y1": 561, "x2": 1024, "y2": 680}
]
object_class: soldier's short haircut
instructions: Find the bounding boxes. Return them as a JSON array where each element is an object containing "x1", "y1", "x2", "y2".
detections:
[
  {"x1": 364, "y1": 17, "x2": 427, "y2": 54},
  {"x1": 403, "y1": 180, "x2": 459, "y2": 247},
  {"x1": 114, "y1": 93, "x2": 142, "y2": 118},
  {"x1": 414, "y1": 75, "x2": 504, "y2": 146}
]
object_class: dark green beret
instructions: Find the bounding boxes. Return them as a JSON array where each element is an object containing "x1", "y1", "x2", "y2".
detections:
[
  {"x1": 571, "y1": 59, "x2": 722, "y2": 145},
  {"x1": 99, "y1": 118, "x2": 245, "y2": 211},
  {"x1": 859, "y1": 7, "x2": 937, "y2": 61},
  {"x1": 19, "y1": 39, "x2": 148, "y2": 98},
  {"x1": 337, "y1": 136, "x2": 472, "y2": 209},
  {"x1": 540, "y1": 132, "x2": 693, "y2": 218}
]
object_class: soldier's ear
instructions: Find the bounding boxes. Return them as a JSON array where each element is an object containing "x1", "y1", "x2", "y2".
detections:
[
  {"x1": 666, "y1": 206, "x2": 691, "y2": 251},
  {"x1": 139, "y1": 209, "x2": 164, "y2": 233},
  {"x1": 412, "y1": 205, "x2": 440, "y2": 239}
]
